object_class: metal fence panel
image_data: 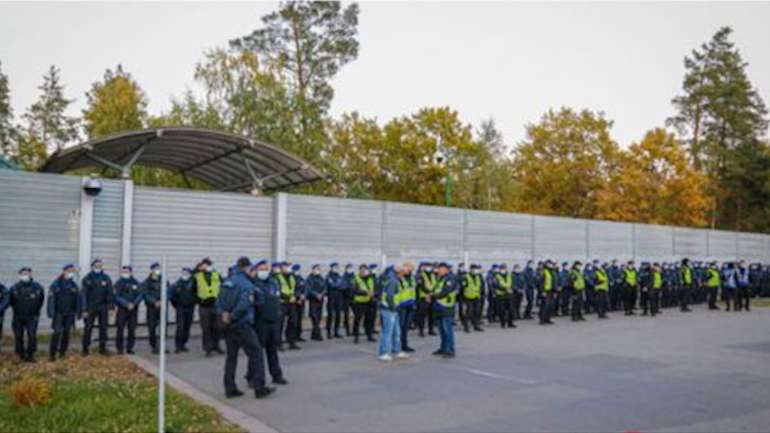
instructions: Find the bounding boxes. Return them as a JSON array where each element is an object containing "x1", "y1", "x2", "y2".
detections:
[
  {"x1": 738, "y1": 233, "x2": 766, "y2": 263},
  {"x1": 91, "y1": 179, "x2": 123, "y2": 277},
  {"x1": 533, "y1": 215, "x2": 587, "y2": 261},
  {"x1": 707, "y1": 230, "x2": 738, "y2": 260},
  {"x1": 587, "y1": 220, "x2": 633, "y2": 261},
  {"x1": 634, "y1": 224, "x2": 673, "y2": 261},
  {"x1": 132, "y1": 186, "x2": 273, "y2": 279},
  {"x1": 285, "y1": 195, "x2": 382, "y2": 271},
  {"x1": 465, "y1": 210, "x2": 532, "y2": 268},
  {"x1": 0, "y1": 170, "x2": 80, "y2": 287},
  {"x1": 383, "y1": 202, "x2": 464, "y2": 265}
]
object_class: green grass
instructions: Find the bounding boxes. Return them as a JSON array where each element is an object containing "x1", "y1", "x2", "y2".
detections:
[
  {"x1": 0, "y1": 354, "x2": 242, "y2": 433},
  {"x1": 752, "y1": 297, "x2": 770, "y2": 308}
]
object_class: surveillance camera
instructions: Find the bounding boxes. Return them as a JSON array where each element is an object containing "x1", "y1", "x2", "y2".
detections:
[{"x1": 82, "y1": 176, "x2": 103, "y2": 197}]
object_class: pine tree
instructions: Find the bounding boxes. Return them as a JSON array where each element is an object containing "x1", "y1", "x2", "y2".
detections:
[
  {"x1": 23, "y1": 65, "x2": 80, "y2": 155},
  {"x1": 0, "y1": 60, "x2": 18, "y2": 158}
]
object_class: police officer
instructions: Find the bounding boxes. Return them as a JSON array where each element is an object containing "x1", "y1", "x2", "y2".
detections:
[
  {"x1": 194, "y1": 258, "x2": 224, "y2": 356},
  {"x1": 736, "y1": 261, "x2": 751, "y2": 312},
  {"x1": 0, "y1": 280, "x2": 8, "y2": 352},
  {"x1": 368, "y1": 263, "x2": 381, "y2": 336},
  {"x1": 81, "y1": 258, "x2": 113, "y2": 355},
  {"x1": 217, "y1": 257, "x2": 273, "y2": 399},
  {"x1": 622, "y1": 261, "x2": 638, "y2": 316},
  {"x1": 325, "y1": 262, "x2": 344, "y2": 339},
  {"x1": 341, "y1": 263, "x2": 355, "y2": 336},
  {"x1": 680, "y1": 258, "x2": 694, "y2": 312},
  {"x1": 114, "y1": 265, "x2": 142, "y2": 354},
  {"x1": 594, "y1": 263, "x2": 610, "y2": 319},
  {"x1": 142, "y1": 262, "x2": 166, "y2": 354},
  {"x1": 290, "y1": 263, "x2": 307, "y2": 343},
  {"x1": 275, "y1": 262, "x2": 300, "y2": 350},
  {"x1": 539, "y1": 261, "x2": 556, "y2": 325},
  {"x1": 512, "y1": 264, "x2": 525, "y2": 320},
  {"x1": 461, "y1": 264, "x2": 484, "y2": 332},
  {"x1": 416, "y1": 262, "x2": 437, "y2": 336},
  {"x1": 429, "y1": 262, "x2": 458, "y2": 358},
  {"x1": 706, "y1": 262, "x2": 721, "y2": 310},
  {"x1": 352, "y1": 264, "x2": 376, "y2": 344},
  {"x1": 494, "y1": 264, "x2": 515, "y2": 328},
  {"x1": 608, "y1": 259, "x2": 622, "y2": 311},
  {"x1": 397, "y1": 262, "x2": 417, "y2": 352},
  {"x1": 638, "y1": 262, "x2": 651, "y2": 316},
  {"x1": 305, "y1": 264, "x2": 326, "y2": 341},
  {"x1": 171, "y1": 267, "x2": 197, "y2": 353},
  {"x1": 722, "y1": 262, "x2": 737, "y2": 311},
  {"x1": 522, "y1": 260, "x2": 536, "y2": 320},
  {"x1": 250, "y1": 259, "x2": 288, "y2": 387},
  {"x1": 485, "y1": 264, "x2": 499, "y2": 323},
  {"x1": 650, "y1": 263, "x2": 663, "y2": 316},
  {"x1": 570, "y1": 261, "x2": 586, "y2": 321},
  {"x1": 47, "y1": 264, "x2": 81, "y2": 361},
  {"x1": 10, "y1": 267, "x2": 44, "y2": 362}
]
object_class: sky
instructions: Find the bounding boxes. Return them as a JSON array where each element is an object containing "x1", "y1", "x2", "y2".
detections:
[{"x1": 1, "y1": 1, "x2": 769, "y2": 147}]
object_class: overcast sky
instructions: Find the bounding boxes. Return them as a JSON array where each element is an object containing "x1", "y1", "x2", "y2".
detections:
[{"x1": 1, "y1": 1, "x2": 769, "y2": 147}]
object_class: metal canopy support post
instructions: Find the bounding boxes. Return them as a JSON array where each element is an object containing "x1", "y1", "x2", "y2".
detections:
[
  {"x1": 274, "y1": 193, "x2": 288, "y2": 261},
  {"x1": 120, "y1": 180, "x2": 134, "y2": 267},
  {"x1": 84, "y1": 143, "x2": 146, "y2": 179},
  {"x1": 78, "y1": 178, "x2": 95, "y2": 275}
]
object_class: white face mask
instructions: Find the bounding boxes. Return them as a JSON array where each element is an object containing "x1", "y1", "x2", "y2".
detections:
[
  {"x1": 313, "y1": 269, "x2": 321, "y2": 275},
  {"x1": 257, "y1": 270, "x2": 270, "y2": 280},
  {"x1": 205, "y1": 265, "x2": 214, "y2": 272},
  {"x1": 153, "y1": 269, "x2": 161, "y2": 277},
  {"x1": 331, "y1": 267, "x2": 339, "y2": 273},
  {"x1": 93, "y1": 267, "x2": 103, "y2": 274},
  {"x1": 345, "y1": 268, "x2": 353, "y2": 273},
  {"x1": 65, "y1": 272, "x2": 76, "y2": 280},
  {"x1": 121, "y1": 272, "x2": 131, "y2": 279},
  {"x1": 425, "y1": 267, "x2": 433, "y2": 273},
  {"x1": 19, "y1": 275, "x2": 30, "y2": 283},
  {"x1": 181, "y1": 274, "x2": 191, "y2": 281}
]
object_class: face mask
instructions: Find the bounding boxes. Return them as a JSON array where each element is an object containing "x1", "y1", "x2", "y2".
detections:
[
  {"x1": 313, "y1": 269, "x2": 321, "y2": 275},
  {"x1": 153, "y1": 270, "x2": 161, "y2": 277},
  {"x1": 257, "y1": 270, "x2": 270, "y2": 280},
  {"x1": 282, "y1": 267, "x2": 290, "y2": 274},
  {"x1": 345, "y1": 268, "x2": 353, "y2": 273},
  {"x1": 121, "y1": 272, "x2": 131, "y2": 279},
  {"x1": 19, "y1": 275, "x2": 30, "y2": 283},
  {"x1": 425, "y1": 267, "x2": 433, "y2": 273},
  {"x1": 93, "y1": 267, "x2": 103, "y2": 274},
  {"x1": 181, "y1": 274, "x2": 191, "y2": 281},
  {"x1": 65, "y1": 272, "x2": 75, "y2": 280},
  {"x1": 331, "y1": 267, "x2": 339, "y2": 273},
  {"x1": 205, "y1": 265, "x2": 213, "y2": 272}
]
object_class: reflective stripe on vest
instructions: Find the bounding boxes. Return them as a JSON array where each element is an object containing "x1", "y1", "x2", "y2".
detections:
[
  {"x1": 682, "y1": 267, "x2": 692, "y2": 285},
  {"x1": 394, "y1": 277, "x2": 416, "y2": 307},
  {"x1": 419, "y1": 272, "x2": 437, "y2": 299},
  {"x1": 435, "y1": 278, "x2": 456, "y2": 308},
  {"x1": 543, "y1": 269, "x2": 553, "y2": 292},
  {"x1": 195, "y1": 272, "x2": 221, "y2": 300},
  {"x1": 464, "y1": 274, "x2": 482, "y2": 299},
  {"x1": 277, "y1": 274, "x2": 296, "y2": 302},
  {"x1": 354, "y1": 275, "x2": 374, "y2": 303},
  {"x1": 595, "y1": 269, "x2": 609, "y2": 291},
  {"x1": 624, "y1": 268, "x2": 637, "y2": 286},
  {"x1": 495, "y1": 273, "x2": 512, "y2": 297},
  {"x1": 707, "y1": 269, "x2": 720, "y2": 288},
  {"x1": 653, "y1": 271, "x2": 663, "y2": 289},
  {"x1": 572, "y1": 270, "x2": 585, "y2": 291}
]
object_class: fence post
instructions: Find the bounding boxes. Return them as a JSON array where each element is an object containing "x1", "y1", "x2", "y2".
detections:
[
  {"x1": 273, "y1": 193, "x2": 288, "y2": 261},
  {"x1": 158, "y1": 256, "x2": 168, "y2": 433},
  {"x1": 78, "y1": 177, "x2": 95, "y2": 274},
  {"x1": 120, "y1": 180, "x2": 134, "y2": 267}
]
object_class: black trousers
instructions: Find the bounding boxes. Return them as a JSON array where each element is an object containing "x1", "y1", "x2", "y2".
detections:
[
  {"x1": 398, "y1": 307, "x2": 414, "y2": 349},
  {"x1": 539, "y1": 292, "x2": 553, "y2": 323},
  {"x1": 415, "y1": 299, "x2": 435, "y2": 334},
  {"x1": 486, "y1": 291, "x2": 497, "y2": 322},
  {"x1": 560, "y1": 288, "x2": 572, "y2": 316},
  {"x1": 461, "y1": 298, "x2": 482, "y2": 330},
  {"x1": 736, "y1": 286, "x2": 751, "y2": 311},
  {"x1": 224, "y1": 325, "x2": 264, "y2": 393},
  {"x1": 524, "y1": 289, "x2": 535, "y2": 318},
  {"x1": 495, "y1": 296, "x2": 514, "y2": 327},
  {"x1": 650, "y1": 290, "x2": 660, "y2": 316},
  {"x1": 147, "y1": 306, "x2": 162, "y2": 350},
  {"x1": 512, "y1": 291, "x2": 523, "y2": 320},
  {"x1": 309, "y1": 300, "x2": 323, "y2": 339},
  {"x1": 254, "y1": 322, "x2": 282, "y2": 382},
  {"x1": 623, "y1": 285, "x2": 637, "y2": 314},
  {"x1": 571, "y1": 292, "x2": 584, "y2": 320},
  {"x1": 595, "y1": 290, "x2": 609, "y2": 317},
  {"x1": 640, "y1": 290, "x2": 650, "y2": 314},
  {"x1": 280, "y1": 303, "x2": 298, "y2": 345},
  {"x1": 326, "y1": 291, "x2": 345, "y2": 336},
  {"x1": 175, "y1": 308, "x2": 195, "y2": 350},
  {"x1": 50, "y1": 314, "x2": 75, "y2": 356},
  {"x1": 199, "y1": 304, "x2": 221, "y2": 352},
  {"x1": 584, "y1": 286, "x2": 594, "y2": 314},
  {"x1": 13, "y1": 317, "x2": 38, "y2": 358},
  {"x1": 341, "y1": 293, "x2": 352, "y2": 335},
  {"x1": 116, "y1": 307, "x2": 138, "y2": 352},
  {"x1": 723, "y1": 287, "x2": 735, "y2": 311},
  {"x1": 82, "y1": 308, "x2": 109, "y2": 351},
  {"x1": 707, "y1": 286, "x2": 719, "y2": 309},
  {"x1": 352, "y1": 302, "x2": 373, "y2": 340},
  {"x1": 679, "y1": 285, "x2": 691, "y2": 311},
  {"x1": 295, "y1": 301, "x2": 305, "y2": 339}
]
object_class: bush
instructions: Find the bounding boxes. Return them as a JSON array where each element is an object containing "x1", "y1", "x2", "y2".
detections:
[{"x1": 8, "y1": 376, "x2": 52, "y2": 408}]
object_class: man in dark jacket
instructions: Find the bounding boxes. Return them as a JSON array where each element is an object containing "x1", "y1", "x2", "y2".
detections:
[
  {"x1": 48, "y1": 264, "x2": 82, "y2": 361},
  {"x1": 0, "y1": 280, "x2": 8, "y2": 353},
  {"x1": 218, "y1": 257, "x2": 273, "y2": 399},
  {"x1": 10, "y1": 267, "x2": 44, "y2": 362},
  {"x1": 306, "y1": 264, "x2": 326, "y2": 341},
  {"x1": 325, "y1": 262, "x2": 344, "y2": 339},
  {"x1": 249, "y1": 259, "x2": 288, "y2": 387},
  {"x1": 194, "y1": 258, "x2": 224, "y2": 356},
  {"x1": 171, "y1": 267, "x2": 197, "y2": 353},
  {"x1": 81, "y1": 258, "x2": 113, "y2": 355},
  {"x1": 114, "y1": 265, "x2": 142, "y2": 354},
  {"x1": 142, "y1": 262, "x2": 166, "y2": 354},
  {"x1": 430, "y1": 263, "x2": 458, "y2": 359}
]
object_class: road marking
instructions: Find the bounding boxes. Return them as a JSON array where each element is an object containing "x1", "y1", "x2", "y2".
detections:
[{"x1": 465, "y1": 368, "x2": 539, "y2": 385}]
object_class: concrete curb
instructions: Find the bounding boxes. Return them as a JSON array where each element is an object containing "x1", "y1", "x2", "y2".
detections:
[{"x1": 128, "y1": 355, "x2": 278, "y2": 433}]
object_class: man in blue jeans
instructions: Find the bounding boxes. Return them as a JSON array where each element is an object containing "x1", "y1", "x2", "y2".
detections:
[
  {"x1": 430, "y1": 262, "x2": 459, "y2": 359},
  {"x1": 378, "y1": 265, "x2": 409, "y2": 362}
]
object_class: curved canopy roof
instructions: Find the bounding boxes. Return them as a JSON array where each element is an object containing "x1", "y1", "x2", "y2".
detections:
[{"x1": 40, "y1": 127, "x2": 324, "y2": 192}]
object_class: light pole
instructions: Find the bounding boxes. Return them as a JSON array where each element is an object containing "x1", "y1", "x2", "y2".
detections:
[{"x1": 436, "y1": 135, "x2": 451, "y2": 207}]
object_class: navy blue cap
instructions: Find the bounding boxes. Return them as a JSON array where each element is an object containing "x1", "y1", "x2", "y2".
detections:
[
  {"x1": 292, "y1": 264, "x2": 301, "y2": 271},
  {"x1": 236, "y1": 257, "x2": 252, "y2": 268},
  {"x1": 18, "y1": 267, "x2": 31, "y2": 273},
  {"x1": 312, "y1": 264, "x2": 321, "y2": 270},
  {"x1": 91, "y1": 258, "x2": 103, "y2": 267},
  {"x1": 62, "y1": 263, "x2": 76, "y2": 270},
  {"x1": 330, "y1": 262, "x2": 339, "y2": 268},
  {"x1": 150, "y1": 262, "x2": 160, "y2": 270},
  {"x1": 254, "y1": 259, "x2": 269, "y2": 268},
  {"x1": 272, "y1": 261, "x2": 282, "y2": 267},
  {"x1": 438, "y1": 262, "x2": 450, "y2": 268},
  {"x1": 121, "y1": 265, "x2": 133, "y2": 271},
  {"x1": 368, "y1": 263, "x2": 378, "y2": 269},
  {"x1": 181, "y1": 267, "x2": 193, "y2": 273}
]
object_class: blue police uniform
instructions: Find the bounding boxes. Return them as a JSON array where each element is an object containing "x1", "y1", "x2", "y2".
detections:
[
  {"x1": 251, "y1": 271, "x2": 286, "y2": 385},
  {"x1": 142, "y1": 269, "x2": 165, "y2": 353},
  {"x1": 114, "y1": 273, "x2": 142, "y2": 353},
  {"x1": 432, "y1": 268, "x2": 458, "y2": 357},
  {"x1": 325, "y1": 265, "x2": 345, "y2": 338},
  {"x1": 306, "y1": 269, "x2": 326, "y2": 341},
  {"x1": 48, "y1": 273, "x2": 82, "y2": 359},
  {"x1": 170, "y1": 271, "x2": 197, "y2": 352},
  {"x1": 10, "y1": 275, "x2": 44, "y2": 361},
  {"x1": 81, "y1": 267, "x2": 114, "y2": 354}
]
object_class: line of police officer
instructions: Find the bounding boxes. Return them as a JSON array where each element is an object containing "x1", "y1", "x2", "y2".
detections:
[{"x1": 1, "y1": 256, "x2": 763, "y2": 367}]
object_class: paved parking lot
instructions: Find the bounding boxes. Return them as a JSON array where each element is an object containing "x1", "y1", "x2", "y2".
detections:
[{"x1": 140, "y1": 305, "x2": 770, "y2": 432}]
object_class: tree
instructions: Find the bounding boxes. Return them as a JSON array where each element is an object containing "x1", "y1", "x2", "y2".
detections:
[
  {"x1": 13, "y1": 127, "x2": 47, "y2": 170},
  {"x1": 668, "y1": 27, "x2": 769, "y2": 229},
  {"x1": 510, "y1": 108, "x2": 620, "y2": 219},
  {"x1": 0, "y1": 60, "x2": 18, "y2": 158},
  {"x1": 595, "y1": 128, "x2": 711, "y2": 227},
  {"x1": 83, "y1": 65, "x2": 147, "y2": 139},
  {"x1": 230, "y1": 1, "x2": 359, "y2": 161},
  {"x1": 23, "y1": 65, "x2": 79, "y2": 154}
]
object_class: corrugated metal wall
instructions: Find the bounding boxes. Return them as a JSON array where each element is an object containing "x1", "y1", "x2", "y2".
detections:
[
  {"x1": 131, "y1": 186, "x2": 273, "y2": 278},
  {"x1": 0, "y1": 170, "x2": 80, "y2": 286},
  {"x1": 465, "y1": 210, "x2": 532, "y2": 269},
  {"x1": 91, "y1": 179, "x2": 124, "y2": 278},
  {"x1": 383, "y1": 202, "x2": 464, "y2": 264}
]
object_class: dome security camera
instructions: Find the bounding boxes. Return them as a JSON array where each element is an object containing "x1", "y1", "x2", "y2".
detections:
[{"x1": 82, "y1": 176, "x2": 103, "y2": 197}]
